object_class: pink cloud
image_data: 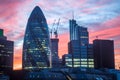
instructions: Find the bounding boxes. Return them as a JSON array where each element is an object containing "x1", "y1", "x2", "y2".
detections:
[
  {"x1": 58, "y1": 33, "x2": 69, "y2": 58},
  {"x1": 115, "y1": 54, "x2": 120, "y2": 69},
  {"x1": 89, "y1": 15, "x2": 120, "y2": 42},
  {"x1": 89, "y1": 26, "x2": 120, "y2": 41}
]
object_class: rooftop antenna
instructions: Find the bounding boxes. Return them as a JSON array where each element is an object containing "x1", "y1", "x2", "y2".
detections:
[
  {"x1": 96, "y1": 36, "x2": 98, "y2": 39},
  {"x1": 72, "y1": 10, "x2": 74, "y2": 20}
]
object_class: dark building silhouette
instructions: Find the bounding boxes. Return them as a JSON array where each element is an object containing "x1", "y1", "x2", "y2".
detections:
[
  {"x1": 23, "y1": 6, "x2": 51, "y2": 70},
  {"x1": 51, "y1": 38, "x2": 59, "y2": 67},
  {"x1": 0, "y1": 29, "x2": 14, "y2": 70},
  {"x1": 93, "y1": 39, "x2": 115, "y2": 69}
]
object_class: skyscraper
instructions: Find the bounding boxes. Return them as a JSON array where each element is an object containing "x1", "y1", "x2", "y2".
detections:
[
  {"x1": 68, "y1": 19, "x2": 94, "y2": 68},
  {"x1": 69, "y1": 19, "x2": 89, "y2": 44},
  {"x1": 0, "y1": 29, "x2": 14, "y2": 70},
  {"x1": 23, "y1": 6, "x2": 51, "y2": 70},
  {"x1": 93, "y1": 39, "x2": 115, "y2": 69},
  {"x1": 69, "y1": 19, "x2": 78, "y2": 41}
]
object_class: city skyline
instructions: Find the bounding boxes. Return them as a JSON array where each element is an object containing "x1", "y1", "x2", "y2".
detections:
[{"x1": 0, "y1": 0, "x2": 120, "y2": 70}]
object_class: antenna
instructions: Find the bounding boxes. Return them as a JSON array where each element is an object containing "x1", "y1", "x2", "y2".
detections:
[
  {"x1": 72, "y1": 10, "x2": 74, "y2": 20},
  {"x1": 96, "y1": 36, "x2": 98, "y2": 39}
]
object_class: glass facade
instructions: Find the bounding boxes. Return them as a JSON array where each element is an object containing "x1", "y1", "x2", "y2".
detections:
[
  {"x1": 23, "y1": 6, "x2": 51, "y2": 70},
  {"x1": 0, "y1": 30, "x2": 13, "y2": 70},
  {"x1": 62, "y1": 54, "x2": 72, "y2": 67},
  {"x1": 69, "y1": 19, "x2": 94, "y2": 68}
]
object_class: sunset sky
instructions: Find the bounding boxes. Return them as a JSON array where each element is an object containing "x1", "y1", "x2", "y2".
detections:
[{"x1": 0, "y1": 0, "x2": 120, "y2": 70}]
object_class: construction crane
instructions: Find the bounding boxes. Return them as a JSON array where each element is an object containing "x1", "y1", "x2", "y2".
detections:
[
  {"x1": 50, "y1": 19, "x2": 56, "y2": 38},
  {"x1": 54, "y1": 18, "x2": 60, "y2": 38}
]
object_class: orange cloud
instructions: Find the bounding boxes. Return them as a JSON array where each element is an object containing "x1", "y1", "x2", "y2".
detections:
[
  {"x1": 89, "y1": 26, "x2": 120, "y2": 42},
  {"x1": 115, "y1": 54, "x2": 120, "y2": 69},
  {"x1": 89, "y1": 15, "x2": 120, "y2": 44},
  {"x1": 58, "y1": 33, "x2": 69, "y2": 58},
  {"x1": 13, "y1": 48, "x2": 22, "y2": 70}
]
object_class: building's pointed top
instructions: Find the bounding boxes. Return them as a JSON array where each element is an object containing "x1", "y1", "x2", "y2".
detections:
[
  {"x1": 33, "y1": 6, "x2": 41, "y2": 11},
  {"x1": 35, "y1": 6, "x2": 40, "y2": 8},
  {"x1": 28, "y1": 6, "x2": 46, "y2": 22}
]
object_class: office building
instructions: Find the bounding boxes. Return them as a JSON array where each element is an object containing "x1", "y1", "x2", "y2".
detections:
[
  {"x1": 68, "y1": 19, "x2": 94, "y2": 68},
  {"x1": 23, "y1": 6, "x2": 51, "y2": 70},
  {"x1": 0, "y1": 29, "x2": 14, "y2": 70},
  {"x1": 87, "y1": 44, "x2": 94, "y2": 68},
  {"x1": 62, "y1": 54, "x2": 72, "y2": 67},
  {"x1": 93, "y1": 39, "x2": 115, "y2": 69}
]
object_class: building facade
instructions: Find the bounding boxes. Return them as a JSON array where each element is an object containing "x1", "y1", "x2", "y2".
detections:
[
  {"x1": 62, "y1": 54, "x2": 72, "y2": 67},
  {"x1": 23, "y1": 6, "x2": 51, "y2": 70},
  {"x1": 68, "y1": 19, "x2": 94, "y2": 68},
  {"x1": 93, "y1": 39, "x2": 115, "y2": 69},
  {"x1": 0, "y1": 29, "x2": 14, "y2": 70},
  {"x1": 51, "y1": 38, "x2": 59, "y2": 67}
]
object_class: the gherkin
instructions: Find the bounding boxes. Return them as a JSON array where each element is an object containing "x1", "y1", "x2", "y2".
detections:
[{"x1": 22, "y1": 6, "x2": 51, "y2": 70}]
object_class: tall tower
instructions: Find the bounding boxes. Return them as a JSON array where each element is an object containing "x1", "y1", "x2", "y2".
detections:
[
  {"x1": 23, "y1": 6, "x2": 51, "y2": 70},
  {"x1": 69, "y1": 19, "x2": 78, "y2": 41},
  {"x1": 69, "y1": 19, "x2": 89, "y2": 44}
]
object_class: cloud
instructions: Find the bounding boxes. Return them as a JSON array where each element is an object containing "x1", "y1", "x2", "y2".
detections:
[
  {"x1": 13, "y1": 48, "x2": 22, "y2": 70},
  {"x1": 115, "y1": 53, "x2": 120, "y2": 69},
  {"x1": 89, "y1": 15, "x2": 120, "y2": 40},
  {"x1": 58, "y1": 33, "x2": 69, "y2": 58}
]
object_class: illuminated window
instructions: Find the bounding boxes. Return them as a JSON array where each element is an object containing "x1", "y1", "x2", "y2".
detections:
[
  {"x1": 66, "y1": 59, "x2": 72, "y2": 61},
  {"x1": 81, "y1": 65, "x2": 87, "y2": 67},
  {"x1": 81, "y1": 62, "x2": 87, "y2": 64},
  {"x1": 88, "y1": 59, "x2": 93, "y2": 61},
  {"x1": 74, "y1": 59, "x2": 80, "y2": 61},
  {"x1": 81, "y1": 59, "x2": 87, "y2": 61},
  {"x1": 88, "y1": 62, "x2": 94, "y2": 64}
]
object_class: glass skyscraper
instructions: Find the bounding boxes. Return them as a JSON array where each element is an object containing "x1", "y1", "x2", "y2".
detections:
[
  {"x1": 68, "y1": 19, "x2": 94, "y2": 68},
  {"x1": 23, "y1": 6, "x2": 51, "y2": 70},
  {"x1": 69, "y1": 19, "x2": 89, "y2": 44}
]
